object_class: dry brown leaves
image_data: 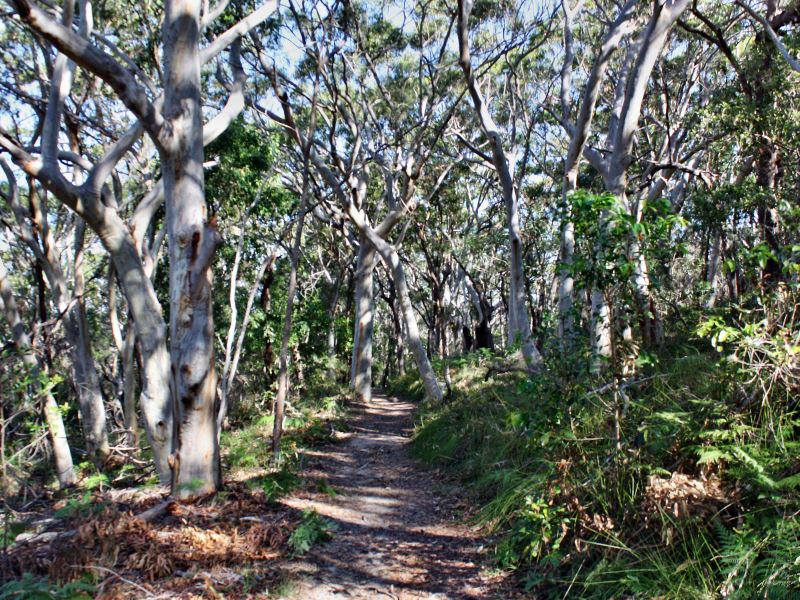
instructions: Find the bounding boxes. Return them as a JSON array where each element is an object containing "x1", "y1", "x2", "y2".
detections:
[
  {"x1": 6, "y1": 482, "x2": 294, "y2": 597},
  {"x1": 643, "y1": 472, "x2": 731, "y2": 520}
]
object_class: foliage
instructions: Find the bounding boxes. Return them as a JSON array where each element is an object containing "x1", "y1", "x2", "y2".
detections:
[
  {"x1": 407, "y1": 327, "x2": 800, "y2": 597},
  {"x1": 0, "y1": 574, "x2": 94, "y2": 600},
  {"x1": 287, "y1": 509, "x2": 337, "y2": 556}
]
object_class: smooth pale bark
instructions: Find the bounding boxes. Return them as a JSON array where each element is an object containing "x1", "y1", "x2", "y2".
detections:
[
  {"x1": 350, "y1": 240, "x2": 377, "y2": 403},
  {"x1": 121, "y1": 324, "x2": 138, "y2": 446},
  {"x1": 344, "y1": 207, "x2": 443, "y2": 404},
  {"x1": 28, "y1": 0, "x2": 110, "y2": 459},
  {"x1": 0, "y1": 260, "x2": 75, "y2": 487},
  {"x1": 70, "y1": 219, "x2": 110, "y2": 459},
  {"x1": 108, "y1": 267, "x2": 138, "y2": 447},
  {"x1": 590, "y1": 289, "x2": 613, "y2": 374},
  {"x1": 325, "y1": 267, "x2": 343, "y2": 379},
  {"x1": 705, "y1": 234, "x2": 722, "y2": 308},
  {"x1": 0, "y1": 159, "x2": 110, "y2": 460},
  {"x1": 162, "y1": 0, "x2": 221, "y2": 499},
  {"x1": 457, "y1": 0, "x2": 541, "y2": 369},
  {"x1": 589, "y1": 0, "x2": 690, "y2": 371},
  {"x1": 219, "y1": 255, "x2": 274, "y2": 434},
  {"x1": 0, "y1": 27, "x2": 174, "y2": 484},
  {"x1": 629, "y1": 238, "x2": 660, "y2": 346},
  {"x1": 5, "y1": 0, "x2": 277, "y2": 493},
  {"x1": 219, "y1": 183, "x2": 274, "y2": 433},
  {"x1": 104, "y1": 221, "x2": 172, "y2": 482},
  {"x1": 557, "y1": 0, "x2": 637, "y2": 341}
]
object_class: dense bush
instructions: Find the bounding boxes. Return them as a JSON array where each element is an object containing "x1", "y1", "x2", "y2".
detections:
[{"x1": 409, "y1": 312, "x2": 800, "y2": 598}]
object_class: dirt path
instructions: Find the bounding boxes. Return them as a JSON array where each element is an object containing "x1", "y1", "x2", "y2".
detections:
[{"x1": 278, "y1": 394, "x2": 506, "y2": 600}]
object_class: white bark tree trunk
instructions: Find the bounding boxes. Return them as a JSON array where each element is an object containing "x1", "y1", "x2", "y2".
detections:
[
  {"x1": 457, "y1": 0, "x2": 542, "y2": 369},
  {"x1": 272, "y1": 183, "x2": 308, "y2": 459},
  {"x1": 350, "y1": 240, "x2": 376, "y2": 403},
  {"x1": 69, "y1": 219, "x2": 111, "y2": 459},
  {"x1": 162, "y1": 0, "x2": 221, "y2": 498}
]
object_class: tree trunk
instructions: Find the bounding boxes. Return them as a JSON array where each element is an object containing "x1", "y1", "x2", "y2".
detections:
[
  {"x1": 558, "y1": 216, "x2": 577, "y2": 341},
  {"x1": 0, "y1": 260, "x2": 76, "y2": 487},
  {"x1": 106, "y1": 226, "x2": 172, "y2": 483},
  {"x1": 457, "y1": 0, "x2": 541, "y2": 370},
  {"x1": 590, "y1": 288, "x2": 612, "y2": 374},
  {"x1": 70, "y1": 219, "x2": 110, "y2": 460},
  {"x1": 350, "y1": 240, "x2": 376, "y2": 403},
  {"x1": 370, "y1": 240, "x2": 442, "y2": 403},
  {"x1": 705, "y1": 233, "x2": 721, "y2": 308},
  {"x1": 219, "y1": 254, "x2": 274, "y2": 434},
  {"x1": 272, "y1": 173, "x2": 309, "y2": 460},
  {"x1": 475, "y1": 296, "x2": 494, "y2": 350},
  {"x1": 325, "y1": 267, "x2": 343, "y2": 379},
  {"x1": 162, "y1": 0, "x2": 221, "y2": 499},
  {"x1": 630, "y1": 238, "x2": 661, "y2": 346},
  {"x1": 121, "y1": 323, "x2": 138, "y2": 447}
]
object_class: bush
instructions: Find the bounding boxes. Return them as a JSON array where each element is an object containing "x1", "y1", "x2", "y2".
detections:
[{"x1": 405, "y1": 339, "x2": 800, "y2": 598}]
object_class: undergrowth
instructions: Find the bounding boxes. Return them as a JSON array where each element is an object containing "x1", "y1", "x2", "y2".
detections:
[{"x1": 407, "y1": 328, "x2": 800, "y2": 598}]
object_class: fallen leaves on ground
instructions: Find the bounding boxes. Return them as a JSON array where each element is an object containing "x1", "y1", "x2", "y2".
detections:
[{"x1": 5, "y1": 481, "x2": 298, "y2": 598}]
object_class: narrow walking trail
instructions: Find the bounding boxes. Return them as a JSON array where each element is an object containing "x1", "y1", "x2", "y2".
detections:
[{"x1": 278, "y1": 394, "x2": 508, "y2": 599}]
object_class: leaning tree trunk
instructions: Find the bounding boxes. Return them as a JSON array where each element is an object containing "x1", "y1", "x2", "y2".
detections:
[
  {"x1": 162, "y1": 0, "x2": 221, "y2": 499},
  {"x1": 272, "y1": 168, "x2": 309, "y2": 460},
  {"x1": 106, "y1": 226, "x2": 173, "y2": 483},
  {"x1": 0, "y1": 260, "x2": 76, "y2": 487},
  {"x1": 457, "y1": 0, "x2": 542, "y2": 370}
]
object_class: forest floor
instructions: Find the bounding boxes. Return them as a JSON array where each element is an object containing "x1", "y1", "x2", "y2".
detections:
[
  {"x1": 3, "y1": 393, "x2": 513, "y2": 599},
  {"x1": 276, "y1": 393, "x2": 510, "y2": 599}
]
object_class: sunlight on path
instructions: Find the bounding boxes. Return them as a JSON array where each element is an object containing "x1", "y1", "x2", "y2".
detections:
[{"x1": 278, "y1": 395, "x2": 505, "y2": 600}]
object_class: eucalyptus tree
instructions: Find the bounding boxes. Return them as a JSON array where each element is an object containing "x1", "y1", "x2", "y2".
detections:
[
  {"x1": 258, "y1": 1, "x2": 469, "y2": 404},
  {"x1": 552, "y1": 0, "x2": 691, "y2": 371},
  {"x1": 0, "y1": 2, "x2": 112, "y2": 461},
  {"x1": 456, "y1": 0, "x2": 549, "y2": 369},
  {"x1": 1, "y1": 0, "x2": 279, "y2": 497}
]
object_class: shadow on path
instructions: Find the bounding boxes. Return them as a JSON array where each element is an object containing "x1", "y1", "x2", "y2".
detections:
[{"x1": 278, "y1": 394, "x2": 506, "y2": 599}]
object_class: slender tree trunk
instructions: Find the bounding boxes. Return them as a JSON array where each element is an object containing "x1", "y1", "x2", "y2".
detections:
[
  {"x1": 70, "y1": 219, "x2": 110, "y2": 460},
  {"x1": 272, "y1": 179, "x2": 309, "y2": 459},
  {"x1": 457, "y1": 0, "x2": 541, "y2": 370},
  {"x1": 705, "y1": 233, "x2": 721, "y2": 308},
  {"x1": 376, "y1": 243, "x2": 442, "y2": 403},
  {"x1": 121, "y1": 323, "x2": 138, "y2": 447},
  {"x1": 0, "y1": 260, "x2": 75, "y2": 487},
  {"x1": 629, "y1": 238, "x2": 661, "y2": 346},
  {"x1": 108, "y1": 265, "x2": 138, "y2": 448},
  {"x1": 397, "y1": 316, "x2": 406, "y2": 376},
  {"x1": 506, "y1": 194, "x2": 540, "y2": 368},
  {"x1": 219, "y1": 255, "x2": 274, "y2": 434},
  {"x1": 557, "y1": 224, "x2": 576, "y2": 338},
  {"x1": 106, "y1": 229, "x2": 172, "y2": 483},
  {"x1": 590, "y1": 288, "x2": 613, "y2": 374},
  {"x1": 325, "y1": 267, "x2": 343, "y2": 379}
]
